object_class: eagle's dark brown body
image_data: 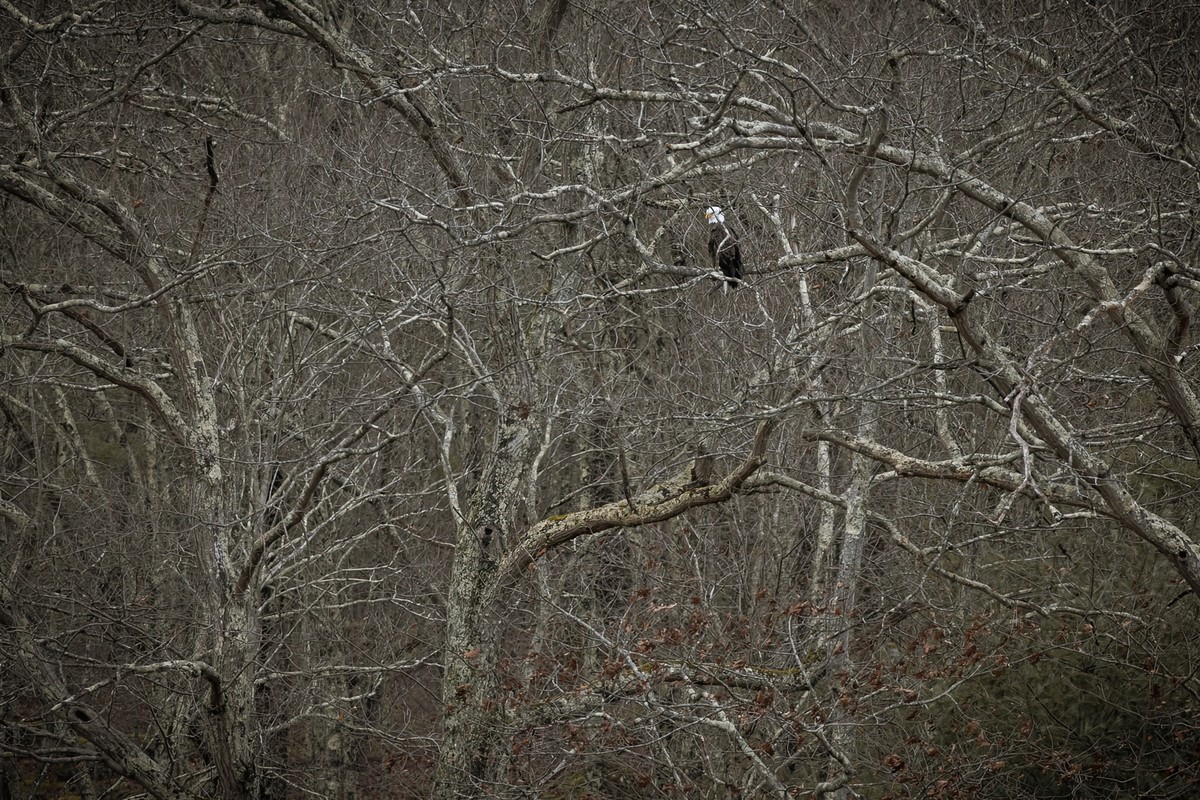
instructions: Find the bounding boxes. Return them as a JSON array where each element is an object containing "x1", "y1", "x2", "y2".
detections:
[{"x1": 707, "y1": 219, "x2": 743, "y2": 289}]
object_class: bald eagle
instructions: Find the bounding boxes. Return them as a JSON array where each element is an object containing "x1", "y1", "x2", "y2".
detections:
[{"x1": 705, "y1": 206, "x2": 743, "y2": 290}]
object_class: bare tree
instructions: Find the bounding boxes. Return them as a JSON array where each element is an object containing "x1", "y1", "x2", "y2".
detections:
[{"x1": 2, "y1": 1, "x2": 1198, "y2": 798}]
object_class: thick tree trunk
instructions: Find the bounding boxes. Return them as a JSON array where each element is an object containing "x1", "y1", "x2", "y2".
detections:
[
  {"x1": 431, "y1": 413, "x2": 534, "y2": 799},
  {"x1": 203, "y1": 598, "x2": 262, "y2": 800}
]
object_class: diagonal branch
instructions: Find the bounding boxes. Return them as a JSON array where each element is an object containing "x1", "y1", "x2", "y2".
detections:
[
  {"x1": 4, "y1": 335, "x2": 190, "y2": 445},
  {"x1": 0, "y1": 584, "x2": 200, "y2": 800},
  {"x1": 486, "y1": 416, "x2": 777, "y2": 598},
  {"x1": 851, "y1": 229, "x2": 1200, "y2": 598}
]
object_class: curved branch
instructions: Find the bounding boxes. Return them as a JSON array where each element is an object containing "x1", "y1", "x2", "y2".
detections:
[
  {"x1": 487, "y1": 417, "x2": 776, "y2": 597},
  {"x1": 251, "y1": 1, "x2": 472, "y2": 206},
  {"x1": 4, "y1": 335, "x2": 190, "y2": 444}
]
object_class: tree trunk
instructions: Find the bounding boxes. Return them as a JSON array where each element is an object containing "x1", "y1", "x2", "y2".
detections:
[
  {"x1": 203, "y1": 598, "x2": 262, "y2": 800},
  {"x1": 431, "y1": 412, "x2": 534, "y2": 799}
]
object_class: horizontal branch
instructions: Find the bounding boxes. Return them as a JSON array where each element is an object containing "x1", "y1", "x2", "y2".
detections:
[
  {"x1": 512, "y1": 654, "x2": 818, "y2": 735},
  {"x1": 805, "y1": 431, "x2": 1092, "y2": 511}
]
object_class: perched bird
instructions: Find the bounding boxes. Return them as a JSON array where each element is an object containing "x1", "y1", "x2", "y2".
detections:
[{"x1": 705, "y1": 206, "x2": 743, "y2": 291}]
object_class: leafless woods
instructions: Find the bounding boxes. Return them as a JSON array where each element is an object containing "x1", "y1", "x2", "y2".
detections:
[{"x1": 2, "y1": 2, "x2": 1198, "y2": 798}]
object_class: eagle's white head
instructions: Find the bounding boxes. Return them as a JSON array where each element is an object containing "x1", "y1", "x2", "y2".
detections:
[{"x1": 704, "y1": 206, "x2": 725, "y2": 225}]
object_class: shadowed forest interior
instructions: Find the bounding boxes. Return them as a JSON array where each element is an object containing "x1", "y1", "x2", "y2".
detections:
[{"x1": 2, "y1": 1, "x2": 1199, "y2": 798}]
